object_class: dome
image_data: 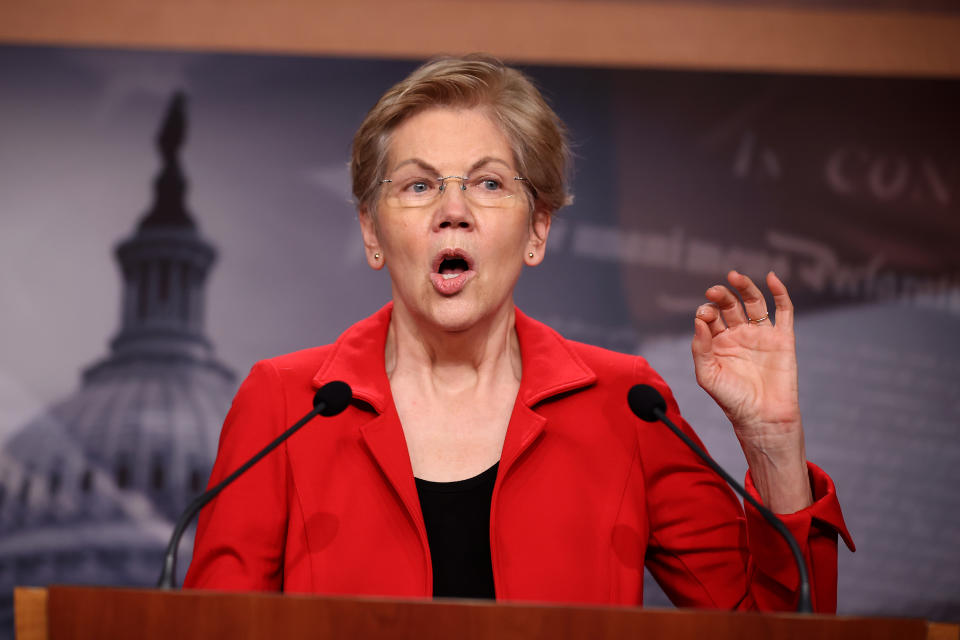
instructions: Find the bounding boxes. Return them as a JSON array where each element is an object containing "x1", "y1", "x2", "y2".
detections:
[
  {"x1": 0, "y1": 92, "x2": 237, "y2": 625},
  {"x1": 1, "y1": 359, "x2": 233, "y2": 526}
]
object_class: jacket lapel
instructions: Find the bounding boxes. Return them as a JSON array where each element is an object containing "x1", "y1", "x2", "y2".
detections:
[
  {"x1": 310, "y1": 303, "x2": 428, "y2": 547},
  {"x1": 306, "y1": 304, "x2": 597, "y2": 540},
  {"x1": 357, "y1": 403, "x2": 426, "y2": 536},
  {"x1": 499, "y1": 308, "x2": 597, "y2": 474}
]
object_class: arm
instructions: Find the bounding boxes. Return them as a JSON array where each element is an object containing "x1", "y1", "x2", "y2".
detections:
[
  {"x1": 640, "y1": 371, "x2": 854, "y2": 612},
  {"x1": 643, "y1": 271, "x2": 855, "y2": 611},
  {"x1": 741, "y1": 461, "x2": 854, "y2": 612},
  {"x1": 182, "y1": 361, "x2": 289, "y2": 591}
]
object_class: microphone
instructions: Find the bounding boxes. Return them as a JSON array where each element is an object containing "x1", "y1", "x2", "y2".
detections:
[
  {"x1": 627, "y1": 384, "x2": 813, "y2": 613},
  {"x1": 157, "y1": 380, "x2": 353, "y2": 589}
]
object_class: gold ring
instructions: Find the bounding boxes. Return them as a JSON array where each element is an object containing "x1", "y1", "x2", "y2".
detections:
[{"x1": 748, "y1": 313, "x2": 769, "y2": 324}]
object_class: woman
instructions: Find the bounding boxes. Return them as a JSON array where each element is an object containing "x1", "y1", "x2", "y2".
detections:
[{"x1": 184, "y1": 55, "x2": 853, "y2": 610}]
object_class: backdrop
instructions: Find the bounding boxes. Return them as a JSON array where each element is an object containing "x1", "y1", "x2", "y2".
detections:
[{"x1": 0, "y1": 45, "x2": 957, "y2": 633}]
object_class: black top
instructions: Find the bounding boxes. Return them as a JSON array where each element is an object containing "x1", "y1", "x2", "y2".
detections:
[{"x1": 415, "y1": 462, "x2": 499, "y2": 599}]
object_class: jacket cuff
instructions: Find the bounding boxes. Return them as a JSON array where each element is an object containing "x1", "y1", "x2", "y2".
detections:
[{"x1": 744, "y1": 461, "x2": 855, "y2": 590}]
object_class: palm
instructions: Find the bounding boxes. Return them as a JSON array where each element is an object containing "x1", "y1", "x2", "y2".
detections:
[{"x1": 692, "y1": 271, "x2": 802, "y2": 441}]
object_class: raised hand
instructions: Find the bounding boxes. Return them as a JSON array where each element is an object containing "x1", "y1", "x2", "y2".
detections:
[{"x1": 691, "y1": 270, "x2": 812, "y2": 513}]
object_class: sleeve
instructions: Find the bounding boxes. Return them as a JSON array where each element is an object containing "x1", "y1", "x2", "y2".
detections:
[
  {"x1": 742, "y1": 462, "x2": 855, "y2": 612},
  {"x1": 182, "y1": 361, "x2": 290, "y2": 591},
  {"x1": 638, "y1": 362, "x2": 854, "y2": 613}
]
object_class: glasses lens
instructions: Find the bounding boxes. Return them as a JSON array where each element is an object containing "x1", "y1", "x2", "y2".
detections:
[
  {"x1": 382, "y1": 172, "x2": 526, "y2": 208},
  {"x1": 384, "y1": 175, "x2": 440, "y2": 207},
  {"x1": 463, "y1": 175, "x2": 522, "y2": 206}
]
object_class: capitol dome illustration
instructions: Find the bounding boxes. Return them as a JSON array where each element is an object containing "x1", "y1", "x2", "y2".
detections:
[{"x1": 0, "y1": 93, "x2": 236, "y2": 629}]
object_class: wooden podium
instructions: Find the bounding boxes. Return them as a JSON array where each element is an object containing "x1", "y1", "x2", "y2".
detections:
[{"x1": 14, "y1": 585, "x2": 959, "y2": 640}]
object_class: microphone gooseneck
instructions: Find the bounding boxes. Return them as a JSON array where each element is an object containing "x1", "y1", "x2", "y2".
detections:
[
  {"x1": 627, "y1": 383, "x2": 813, "y2": 614},
  {"x1": 157, "y1": 380, "x2": 353, "y2": 589}
]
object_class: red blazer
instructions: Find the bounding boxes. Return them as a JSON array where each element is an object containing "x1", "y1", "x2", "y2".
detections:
[{"x1": 184, "y1": 303, "x2": 854, "y2": 611}]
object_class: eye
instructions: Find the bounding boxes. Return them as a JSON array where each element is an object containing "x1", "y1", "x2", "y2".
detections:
[
  {"x1": 398, "y1": 178, "x2": 434, "y2": 195},
  {"x1": 477, "y1": 177, "x2": 503, "y2": 191}
]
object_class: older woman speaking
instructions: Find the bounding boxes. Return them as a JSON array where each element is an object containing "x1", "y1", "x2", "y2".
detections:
[{"x1": 184, "y1": 55, "x2": 852, "y2": 610}]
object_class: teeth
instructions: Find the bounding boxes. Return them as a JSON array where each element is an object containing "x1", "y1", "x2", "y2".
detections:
[{"x1": 442, "y1": 273, "x2": 460, "y2": 280}]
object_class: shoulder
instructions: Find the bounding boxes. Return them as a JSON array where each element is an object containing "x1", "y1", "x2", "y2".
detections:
[
  {"x1": 514, "y1": 307, "x2": 676, "y2": 410},
  {"x1": 564, "y1": 338, "x2": 651, "y2": 377},
  {"x1": 518, "y1": 308, "x2": 664, "y2": 383},
  {"x1": 226, "y1": 345, "x2": 336, "y2": 424},
  {"x1": 252, "y1": 302, "x2": 393, "y2": 380},
  {"x1": 235, "y1": 302, "x2": 393, "y2": 409},
  {"x1": 562, "y1": 337, "x2": 677, "y2": 403},
  {"x1": 256, "y1": 344, "x2": 336, "y2": 379}
]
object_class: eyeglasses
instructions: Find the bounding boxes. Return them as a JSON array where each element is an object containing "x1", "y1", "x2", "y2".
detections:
[{"x1": 380, "y1": 174, "x2": 530, "y2": 209}]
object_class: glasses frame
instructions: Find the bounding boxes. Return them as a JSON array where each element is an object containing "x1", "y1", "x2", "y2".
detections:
[{"x1": 379, "y1": 175, "x2": 531, "y2": 208}]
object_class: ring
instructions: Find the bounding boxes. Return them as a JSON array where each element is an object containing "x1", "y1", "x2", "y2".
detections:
[{"x1": 748, "y1": 313, "x2": 769, "y2": 324}]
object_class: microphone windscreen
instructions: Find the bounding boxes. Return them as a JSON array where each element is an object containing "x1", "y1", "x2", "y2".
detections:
[
  {"x1": 628, "y1": 384, "x2": 667, "y2": 422},
  {"x1": 313, "y1": 380, "x2": 353, "y2": 417}
]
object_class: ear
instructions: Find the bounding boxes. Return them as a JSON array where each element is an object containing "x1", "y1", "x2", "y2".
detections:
[
  {"x1": 524, "y1": 208, "x2": 552, "y2": 267},
  {"x1": 358, "y1": 207, "x2": 385, "y2": 271}
]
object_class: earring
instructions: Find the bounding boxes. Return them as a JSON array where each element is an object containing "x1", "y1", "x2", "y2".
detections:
[
  {"x1": 374, "y1": 252, "x2": 381, "y2": 260},
  {"x1": 528, "y1": 252, "x2": 535, "y2": 258}
]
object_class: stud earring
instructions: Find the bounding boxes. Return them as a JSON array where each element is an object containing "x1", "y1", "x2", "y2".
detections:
[
  {"x1": 374, "y1": 252, "x2": 381, "y2": 260},
  {"x1": 528, "y1": 252, "x2": 535, "y2": 258}
]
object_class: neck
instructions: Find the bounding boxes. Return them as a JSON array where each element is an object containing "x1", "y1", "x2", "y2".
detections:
[{"x1": 385, "y1": 300, "x2": 522, "y2": 394}]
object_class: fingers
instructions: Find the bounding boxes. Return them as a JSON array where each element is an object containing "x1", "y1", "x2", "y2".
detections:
[
  {"x1": 767, "y1": 271, "x2": 794, "y2": 331},
  {"x1": 691, "y1": 315, "x2": 716, "y2": 382},
  {"x1": 699, "y1": 270, "x2": 788, "y2": 329},
  {"x1": 728, "y1": 270, "x2": 769, "y2": 324},
  {"x1": 696, "y1": 303, "x2": 727, "y2": 337},
  {"x1": 704, "y1": 278, "x2": 748, "y2": 328}
]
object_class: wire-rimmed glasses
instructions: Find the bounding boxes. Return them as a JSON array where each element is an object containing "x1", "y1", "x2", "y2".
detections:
[{"x1": 380, "y1": 174, "x2": 530, "y2": 209}]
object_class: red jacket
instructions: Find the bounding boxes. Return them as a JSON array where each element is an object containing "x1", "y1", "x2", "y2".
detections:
[{"x1": 185, "y1": 303, "x2": 854, "y2": 611}]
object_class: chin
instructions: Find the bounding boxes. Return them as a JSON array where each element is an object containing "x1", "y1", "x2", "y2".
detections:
[
  {"x1": 426, "y1": 288, "x2": 519, "y2": 334},
  {"x1": 396, "y1": 281, "x2": 513, "y2": 333},
  {"x1": 426, "y1": 298, "x2": 485, "y2": 333}
]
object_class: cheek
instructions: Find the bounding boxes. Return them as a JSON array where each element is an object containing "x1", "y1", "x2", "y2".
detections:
[
  {"x1": 487, "y1": 228, "x2": 532, "y2": 279},
  {"x1": 379, "y1": 219, "x2": 420, "y2": 253},
  {"x1": 497, "y1": 214, "x2": 536, "y2": 248}
]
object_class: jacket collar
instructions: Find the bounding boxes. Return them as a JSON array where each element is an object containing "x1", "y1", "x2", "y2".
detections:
[
  {"x1": 311, "y1": 303, "x2": 394, "y2": 414},
  {"x1": 311, "y1": 302, "x2": 597, "y2": 411},
  {"x1": 310, "y1": 303, "x2": 597, "y2": 568}
]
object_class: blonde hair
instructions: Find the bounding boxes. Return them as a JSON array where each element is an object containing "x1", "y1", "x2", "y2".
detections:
[{"x1": 350, "y1": 54, "x2": 572, "y2": 215}]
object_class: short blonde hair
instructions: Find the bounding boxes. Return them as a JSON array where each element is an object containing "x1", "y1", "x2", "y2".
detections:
[{"x1": 350, "y1": 54, "x2": 572, "y2": 215}]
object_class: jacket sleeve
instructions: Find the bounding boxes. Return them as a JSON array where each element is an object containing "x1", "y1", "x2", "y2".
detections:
[
  {"x1": 638, "y1": 366, "x2": 854, "y2": 613},
  {"x1": 741, "y1": 461, "x2": 855, "y2": 611},
  {"x1": 183, "y1": 361, "x2": 289, "y2": 591}
]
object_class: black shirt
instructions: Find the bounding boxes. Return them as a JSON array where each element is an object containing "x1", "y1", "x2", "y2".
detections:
[{"x1": 414, "y1": 462, "x2": 499, "y2": 599}]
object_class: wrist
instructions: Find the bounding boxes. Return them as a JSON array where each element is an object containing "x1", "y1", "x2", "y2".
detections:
[{"x1": 741, "y1": 439, "x2": 813, "y2": 514}]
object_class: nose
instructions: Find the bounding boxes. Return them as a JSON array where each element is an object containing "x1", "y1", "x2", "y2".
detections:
[{"x1": 433, "y1": 181, "x2": 474, "y2": 231}]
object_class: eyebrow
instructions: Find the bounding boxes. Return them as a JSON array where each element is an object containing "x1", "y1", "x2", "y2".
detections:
[{"x1": 389, "y1": 156, "x2": 514, "y2": 175}]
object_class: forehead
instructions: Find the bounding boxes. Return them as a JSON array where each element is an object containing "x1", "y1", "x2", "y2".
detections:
[{"x1": 386, "y1": 107, "x2": 514, "y2": 172}]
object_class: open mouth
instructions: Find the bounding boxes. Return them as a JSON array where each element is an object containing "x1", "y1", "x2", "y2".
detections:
[
  {"x1": 432, "y1": 249, "x2": 474, "y2": 277},
  {"x1": 438, "y1": 256, "x2": 469, "y2": 279},
  {"x1": 430, "y1": 249, "x2": 476, "y2": 295}
]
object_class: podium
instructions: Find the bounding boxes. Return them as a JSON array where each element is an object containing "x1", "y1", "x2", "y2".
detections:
[{"x1": 14, "y1": 585, "x2": 959, "y2": 640}]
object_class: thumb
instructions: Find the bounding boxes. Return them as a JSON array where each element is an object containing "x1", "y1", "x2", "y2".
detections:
[{"x1": 691, "y1": 317, "x2": 716, "y2": 385}]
